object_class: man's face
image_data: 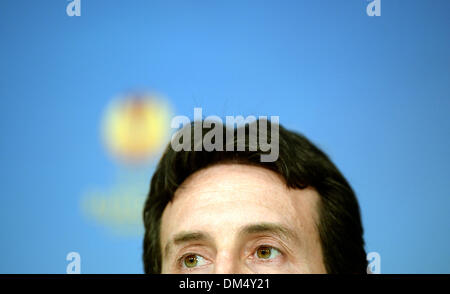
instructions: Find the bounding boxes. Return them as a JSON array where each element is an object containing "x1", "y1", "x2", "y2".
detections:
[{"x1": 160, "y1": 163, "x2": 326, "y2": 273}]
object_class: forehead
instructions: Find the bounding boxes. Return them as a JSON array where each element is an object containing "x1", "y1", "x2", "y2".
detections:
[{"x1": 160, "y1": 163, "x2": 320, "y2": 246}]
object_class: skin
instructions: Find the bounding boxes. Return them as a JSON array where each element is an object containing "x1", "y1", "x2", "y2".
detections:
[{"x1": 160, "y1": 163, "x2": 327, "y2": 273}]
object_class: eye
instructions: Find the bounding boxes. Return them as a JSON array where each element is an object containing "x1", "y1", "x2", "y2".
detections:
[
  {"x1": 182, "y1": 254, "x2": 207, "y2": 268},
  {"x1": 255, "y1": 246, "x2": 281, "y2": 260}
]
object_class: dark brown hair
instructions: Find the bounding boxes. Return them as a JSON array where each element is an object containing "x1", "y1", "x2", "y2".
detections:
[{"x1": 143, "y1": 119, "x2": 367, "y2": 273}]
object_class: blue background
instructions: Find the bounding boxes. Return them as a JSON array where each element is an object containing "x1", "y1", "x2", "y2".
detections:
[{"x1": 0, "y1": 0, "x2": 449, "y2": 273}]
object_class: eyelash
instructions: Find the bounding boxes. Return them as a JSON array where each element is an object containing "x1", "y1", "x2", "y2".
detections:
[
  {"x1": 176, "y1": 245, "x2": 284, "y2": 270},
  {"x1": 251, "y1": 245, "x2": 284, "y2": 262},
  {"x1": 177, "y1": 252, "x2": 207, "y2": 270}
]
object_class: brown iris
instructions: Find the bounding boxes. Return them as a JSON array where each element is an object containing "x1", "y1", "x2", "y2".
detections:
[
  {"x1": 184, "y1": 254, "x2": 198, "y2": 268},
  {"x1": 256, "y1": 246, "x2": 272, "y2": 259}
]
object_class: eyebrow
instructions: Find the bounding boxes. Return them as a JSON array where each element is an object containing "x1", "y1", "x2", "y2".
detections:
[
  {"x1": 164, "y1": 231, "x2": 214, "y2": 258},
  {"x1": 238, "y1": 223, "x2": 300, "y2": 244},
  {"x1": 163, "y1": 223, "x2": 299, "y2": 258}
]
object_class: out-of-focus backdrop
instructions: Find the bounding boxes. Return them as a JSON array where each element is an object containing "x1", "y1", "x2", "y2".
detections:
[{"x1": 0, "y1": 0, "x2": 449, "y2": 273}]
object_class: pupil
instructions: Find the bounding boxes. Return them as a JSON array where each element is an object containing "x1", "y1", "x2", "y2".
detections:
[
  {"x1": 185, "y1": 255, "x2": 197, "y2": 267},
  {"x1": 258, "y1": 247, "x2": 271, "y2": 258}
]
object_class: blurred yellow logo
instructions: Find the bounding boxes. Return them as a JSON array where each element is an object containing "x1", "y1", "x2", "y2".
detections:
[
  {"x1": 81, "y1": 181, "x2": 148, "y2": 236},
  {"x1": 81, "y1": 91, "x2": 172, "y2": 236},
  {"x1": 101, "y1": 93, "x2": 172, "y2": 165}
]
